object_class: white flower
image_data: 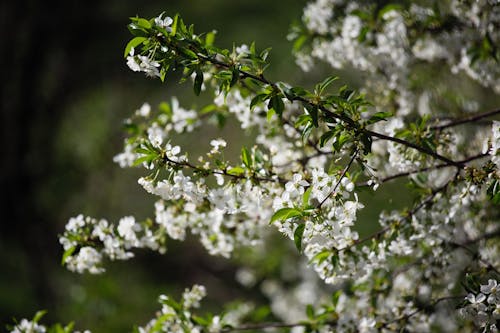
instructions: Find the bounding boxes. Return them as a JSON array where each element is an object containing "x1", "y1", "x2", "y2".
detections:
[
  {"x1": 154, "y1": 14, "x2": 173, "y2": 30},
  {"x1": 126, "y1": 48, "x2": 141, "y2": 72},
  {"x1": 136, "y1": 103, "x2": 151, "y2": 117},
  {"x1": 481, "y1": 279, "x2": 498, "y2": 294},
  {"x1": 235, "y1": 44, "x2": 250, "y2": 56},
  {"x1": 147, "y1": 123, "x2": 164, "y2": 148},
  {"x1": 117, "y1": 216, "x2": 140, "y2": 243},
  {"x1": 210, "y1": 138, "x2": 227, "y2": 154},
  {"x1": 10, "y1": 319, "x2": 47, "y2": 333},
  {"x1": 69, "y1": 247, "x2": 104, "y2": 274},
  {"x1": 113, "y1": 143, "x2": 137, "y2": 168},
  {"x1": 182, "y1": 284, "x2": 206, "y2": 309}
]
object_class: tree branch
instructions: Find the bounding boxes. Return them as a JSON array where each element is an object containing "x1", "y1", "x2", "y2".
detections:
[
  {"x1": 196, "y1": 51, "x2": 469, "y2": 169},
  {"x1": 358, "y1": 152, "x2": 488, "y2": 187},
  {"x1": 431, "y1": 108, "x2": 500, "y2": 131}
]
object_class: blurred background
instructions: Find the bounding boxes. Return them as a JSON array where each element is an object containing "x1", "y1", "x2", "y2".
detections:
[{"x1": 1, "y1": 0, "x2": 312, "y2": 331}]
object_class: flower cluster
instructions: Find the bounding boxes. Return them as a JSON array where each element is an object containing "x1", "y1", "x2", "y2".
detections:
[
  {"x1": 8, "y1": 312, "x2": 90, "y2": 333},
  {"x1": 138, "y1": 285, "x2": 252, "y2": 333},
  {"x1": 459, "y1": 279, "x2": 500, "y2": 331},
  {"x1": 60, "y1": 214, "x2": 163, "y2": 273}
]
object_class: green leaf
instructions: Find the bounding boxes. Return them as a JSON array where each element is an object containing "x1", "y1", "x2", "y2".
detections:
[
  {"x1": 182, "y1": 48, "x2": 198, "y2": 59},
  {"x1": 377, "y1": 4, "x2": 404, "y2": 20},
  {"x1": 205, "y1": 31, "x2": 216, "y2": 46},
  {"x1": 192, "y1": 315, "x2": 210, "y2": 326},
  {"x1": 171, "y1": 14, "x2": 179, "y2": 36},
  {"x1": 266, "y1": 108, "x2": 276, "y2": 122},
  {"x1": 360, "y1": 133, "x2": 372, "y2": 154},
  {"x1": 63, "y1": 322, "x2": 75, "y2": 333},
  {"x1": 309, "y1": 249, "x2": 330, "y2": 264},
  {"x1": 317, "y1": 75, "x2": 338, "y2": 95},
  {"x1": 270, "y1": 207, "x2": 302, "y2": 224},
  {"x1": 268, "y1": 95, "x2": 284, "y2": 117},
  {"x1": 33, "y1": 310, "x2": 48, "y2": 323},
  {"x1": 305, "y1": 104, "x2": 319, "y2": 127},
  {"x1": 294, "y1": 223, "x2": 306, "y2": 252},
  {"x1": 151, "y1": 313, "x2": 175, "y2": 332},
  {"x1": 331, "y1": 290, "x2": 342, "y2": 307},
  {"x1": 319, "y1": 130, "x2": 335, "y2": 147},
  {"x1": 48, "y1": 323, "x2": 63, "y2": 333},
  {"x1": 331, "y1": 253, "x2": 339, "y2": 268},
  {"x1": 290, "y1": 86, "x2": 311, "y2": 98},
  {"x1": 306, "y1": 304, "x2": 315, "y2": 319},
  {"x1": 226, "y1": 166, "x2": 245, "y2": 176},
  {"x1": 487, "y1": 179, "x2": 500, "y2": 204},
  {"x1": 135, "y1": 18, "x2": 152, "y2": 30},
  {"x1": 133, "y1": 154, "x2": 156, "y2": 166},
  {"x1": 124, "y1": 37, "x2": 147, "y2": 57},
  {"x1": 250, "y1": 93, "x2": 268, "y2": 110},
  {"x1": 159, "y1": 101, "x2": 172, "y2": 116},
  {"x1": 61, "y1": 246, "x2": 76, "y2": 265},
  {"x1": 194, "y1": 70, "x2": 203, "y2": 96},
  {"x1": 366, "y1": 111, "x2": 393, "y2": 125},
  {"x1": 293, "y1": 34, "x2": 308, "y2": 52},
  {"x1": 339, "y1": 85, "x2": 355, "y2": 101},
  {"x1": 159, "y1": 296, "x2": 182, "y2": 311},
  {"x1": 302, "y1": 186, "x2": 312, "y2": 207},
  {"x1": 295, "y1": 114, "x2": 312, "y2": 127},
  {"x1": 230, "y1": 67, "x2": 239, "y2": 87},
  {"x1": 333, "y1": 132, "x2": 351, "y2": 152},
  {"x1": 241, "y1": 147, "x2": 252, "y2": 168}
]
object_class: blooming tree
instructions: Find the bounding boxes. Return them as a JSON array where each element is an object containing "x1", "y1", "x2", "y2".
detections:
[{"x1": 9, "y1": 1, "x2": 500, "y2": 332}]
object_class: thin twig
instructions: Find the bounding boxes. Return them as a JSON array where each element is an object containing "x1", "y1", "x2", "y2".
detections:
[
  {"x1": 317, "y1": 148, "x2": 359, "y2": 208},
  {"x1": 194, "y1": 50, "x2": 468, "y2": 168},
  {"x1": 432, "y1": 108, "x2": 500, "y2": 131},
  {"x1": 358, "y1": 152, "x2": 488, "y2": 187}
]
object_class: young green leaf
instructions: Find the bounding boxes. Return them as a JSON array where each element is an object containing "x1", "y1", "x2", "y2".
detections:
[
  {"x1": 33, "y1": 310, "x2": 48, "y2": 323},
  {"x1": 270, "y1": 207, "x2": 302, "y2": 224},
  {"x1": 306, "y1": 304, "x2": 315, "y2": 319},
  {"x1": 250, "y1": 93, "x2": 269, "y2": 110},
  {"x1": 171, "y1": 14, "x2": 179, "y2": 36},
  {"x1": 366, "y1": 111, "x2": 393, "y2": 125},
  {"x1": 268, "y1": 95, "x2": 284, "y2": 116},
  {"x1": 194, "y1": 70, "x2": 204, "y2": 96},
  {"x1": 317, "y1": 75, "x2": 338, "y2": 95},
  {"x1": 241, "y1": 147, "x2": 252, "y2": 168},
  {"x1": 124, "y1": 37, "x2": 147, "y2": 58},
  {"x1": 61, "y1": 246, "x2": 76, "y2": 265},
  {"x1": 294, "y1": 223, "x2": 306, "y2": 252},
  {"x1": 227, "y1": 166, "x2": 245, "y2": 176}
]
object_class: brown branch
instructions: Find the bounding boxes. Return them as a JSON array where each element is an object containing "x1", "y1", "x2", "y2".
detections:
[
  {"x1": 195, "y1": 51, "x2": 468, "y2": 168},
  {"x1": 366, "y1": 129, "x2": 464, "y2": 167},
  {"x1": 162, "y1": 155, "x2": 286, "y2": 184},
  {"x1": 316, "y1": 148, "x2": 359, "y2": 208},
  {"x1": 358, "y1": 152, "x2": 488, "y2": 187},
  {"x1": 432, "y1": 108, "x2": 500, "y2": 131}
]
